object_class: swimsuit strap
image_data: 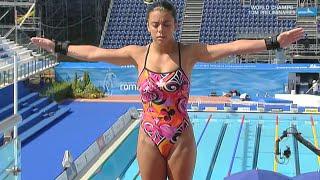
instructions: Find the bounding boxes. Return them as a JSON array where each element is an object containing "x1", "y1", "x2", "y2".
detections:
[
  {"x1": 144, "y1": 43, "x2": 181, "y2": 70},
  {"x1": 143, "y1": 44, "x2": 151, "y2": 69},
  {"x1": 178, "y1": 42, "x2": 182, "y2": 68}
]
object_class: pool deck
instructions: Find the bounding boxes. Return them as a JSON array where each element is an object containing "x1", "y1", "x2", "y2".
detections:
[
  {"x1": 75, "y1": 95, "x2": 320, "y2": 114},
  {"x1": 76, "y1": 95, "x2": 231, "y2": 104},
  {"x1": 21, "y1": 101, "x2": 142, "y2": 180}
]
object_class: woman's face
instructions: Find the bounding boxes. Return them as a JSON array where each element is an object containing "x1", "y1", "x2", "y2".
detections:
[{"x1": 147, "y1": 9, "x2": 177, "y2": 44}]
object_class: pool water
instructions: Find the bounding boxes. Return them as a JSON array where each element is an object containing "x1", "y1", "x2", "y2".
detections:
[{"x1": 90, "y1": 112, "x2": 320, "y2": 179}]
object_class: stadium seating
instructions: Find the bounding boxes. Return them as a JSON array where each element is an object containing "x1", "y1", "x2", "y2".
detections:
[
  {"x1": 0, "y1": 36, "x2": 68, "y2": 144},
  {"x1": 0, "y1": 91, "x2": 70, "y2": 146},
  {"x1": 0, "y1": 36, "x2": 57, "y2": 88},
  {"x1": 200, "y1": 0, "x2": 296, "y2": 44},
  {"x1": 101, "y1": 0, "x2": 296, "y2": 48},
  {"x1": 101, "y1": 0, "x2": 185, "y2": 48},
  {"x1": 0, "y1": 38, "x2": 34, "y2": 65}
]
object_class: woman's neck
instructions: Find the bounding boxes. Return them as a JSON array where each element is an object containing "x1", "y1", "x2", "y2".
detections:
[{"x1": 152, "y1": 39, "x2": 177, "y2": 54}]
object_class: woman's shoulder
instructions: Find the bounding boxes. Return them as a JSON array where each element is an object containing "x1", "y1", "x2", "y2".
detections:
[
  {"x1": 123, "y1": 45, "x2": 149, "y2": 65},
  {"x1": 124, "y1": 44, "x2": 148, "y2": 53},
  {"x1": 179, "y1": 42, "x2": 203, "y2": 50},
  {"x1": 179, "y1": 42, "x2": 201, "y2": 56}
]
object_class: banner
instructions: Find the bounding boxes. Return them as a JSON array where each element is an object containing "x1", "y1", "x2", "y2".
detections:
[
  {"x1": 55, "y1": 63, "x2": 320, "y2": 96},
  {"x1": 297, "y1": 7, "x2": 317, "y2": 17}
]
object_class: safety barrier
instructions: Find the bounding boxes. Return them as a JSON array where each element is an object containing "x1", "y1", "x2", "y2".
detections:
[
  {"x1": 56, "y1": 107, "x2": 139, "y2": 180},
  {"x1": 202, "y1": 102, "x2": 320, "y2": 114}
]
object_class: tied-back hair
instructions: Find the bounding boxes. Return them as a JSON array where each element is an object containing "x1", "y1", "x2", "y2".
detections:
[{"x1": 146, "y1": 0, "x2": 177, "y2": 22}]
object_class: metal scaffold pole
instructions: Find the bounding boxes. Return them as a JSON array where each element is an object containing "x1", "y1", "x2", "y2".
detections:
[{"x1": 13, "y1": 52, "x2": 20, "y2": 179}]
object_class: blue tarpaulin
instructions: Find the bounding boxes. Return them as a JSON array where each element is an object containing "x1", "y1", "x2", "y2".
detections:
[{"x1": 225, "y1": 169, "x2": 290, "y2": 180}]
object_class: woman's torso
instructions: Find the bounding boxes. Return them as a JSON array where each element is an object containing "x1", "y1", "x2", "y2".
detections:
[{"x1": 137, "y1": 43, "x2": 192, "y2": 144}]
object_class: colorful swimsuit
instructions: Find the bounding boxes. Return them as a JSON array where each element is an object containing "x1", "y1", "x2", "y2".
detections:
[{"x1": 137, "y1": 43, "x2": 190, "y2": 158}]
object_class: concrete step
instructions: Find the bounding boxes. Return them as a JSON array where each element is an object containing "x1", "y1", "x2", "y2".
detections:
[
  {"x1": 183, "y1": 13, "x2": 202, "y2": 18},
  {"x1": 185, "y1": 12, "x2": 202, "y2": 15},
  {"x1": 181, "y1": 27, "x2": 201, "y2": 31},
  {"x1": 181, "y1": 24, "x2": 201, "y2": 27},
  {"x1": 184, "y1": 18, "x2": 201, "y2": 23},
  {"x1": 181, "y1": 39, "x2": 199, "y2": 42},
  {"x1": 296, "y1": 20, "x2": 317, "y2": 24},
  {"x1": 180, "y1": 39, "x2": 199, "y2": 44},
  {"x1": 181, "y1": 35, "x2": 199, "y2": 38},
  {"x1": 180, "y1": 0, "x2": 204, "y2": 44},
  {"x1": 184, "y1": 14, "x2": 202, "y2": 18},
  {"x1": 182, "y1": 23, "x2": 201, "y2": 27},
  {"x1": 182, "y1": 29, "x2": 200, "y2": 33},
  {"x1": 182, "y1": 26, "x2": 201, "y2": 31},
  {"x1": 297, "y1": 29, "x2": 317, "y2": 33},
  {"x1": 187, "y1": 1, "x2": 204, "y2": 3},
  {"x1": 181, "y1": 33, "x2": 199, "y2": 37},
  {"x1": 186, "y1": 5, "x2": 203, "y2": 8},
  {"x1": 181, "y1": 33, "x2": 200, "y2": 37},
  {"x1": 295, "y1": 23, "x2": 317, "y2": 27},
  {"x1": 185, "y1": 5, "x2": 203, "y2": 9},
  {"x1": 181, "y1": 28, "x2": 200, "y2": 31},
  {"x1": 295, "y1": 26, "x2": 317, "y2": 30},
  {"x1": 181, "y1": 38, "x2": 199, "y2": 41},
  {"x1": 296, "y1": 24, "x2": 317, "y2": 27},
  {"x1": 181, "y1": 37, "x2": 200, "y2": 41},
  {"x1": 183, "y1": 17, "x2": 202, "y2": 21}
]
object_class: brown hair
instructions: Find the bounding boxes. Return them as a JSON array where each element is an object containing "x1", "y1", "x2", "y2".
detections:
[{"x1": 146, "y1": 0, "x2": 177, "y2": 22}]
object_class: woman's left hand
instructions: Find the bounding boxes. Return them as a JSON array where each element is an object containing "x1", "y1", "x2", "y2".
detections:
[{"x1": 277, "y1": 28, "x2": 305, "y2": 48}]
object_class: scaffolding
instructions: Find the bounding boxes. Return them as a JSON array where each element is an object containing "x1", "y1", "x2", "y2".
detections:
[
  {"x1": 0, "y1": 0, "x2": 110, "y2": 46},
  {"x1": 0, "y1": 0, "x2": 41, "y2": 46},
  {"x1": 36, "y1": 0, "x2": 110, "y2": 45}
]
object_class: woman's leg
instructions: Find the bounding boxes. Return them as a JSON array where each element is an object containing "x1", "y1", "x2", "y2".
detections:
[
  {"x1": 137, "y1": 128, "x2": 167, "y2": 180},
  {"x1": 167, "y1": 126, "x2": 197, "y2": 180}
]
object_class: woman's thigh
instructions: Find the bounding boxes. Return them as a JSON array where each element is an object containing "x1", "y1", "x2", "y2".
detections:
[
  {"x1": 167, "y1": 126, "x2": 197, "y2": 180},
  {"x1": 137, "y1": 128, "x2": 167, "y2": 180}
]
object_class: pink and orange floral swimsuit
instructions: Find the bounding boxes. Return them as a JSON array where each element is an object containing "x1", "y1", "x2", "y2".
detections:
[{"x1": 137, "y1": 43, "x2": 190, "y2": 158}]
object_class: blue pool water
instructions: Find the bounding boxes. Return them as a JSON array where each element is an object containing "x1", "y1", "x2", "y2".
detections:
[{"x1": 90, "y1": 112, "x2": 320, "y2": 179}]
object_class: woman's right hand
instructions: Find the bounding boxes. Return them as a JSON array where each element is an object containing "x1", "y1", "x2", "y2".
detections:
[{"x1": 31, "y1": 37, "x2": 55, "y2": 53}]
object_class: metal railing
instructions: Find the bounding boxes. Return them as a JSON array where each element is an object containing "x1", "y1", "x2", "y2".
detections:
[
  {"x1": 99, "y1": 0, "x2": 114, "y2": 47},
  {"x1": 0, "y1": 54, "x2": 57, "y2": 88}
]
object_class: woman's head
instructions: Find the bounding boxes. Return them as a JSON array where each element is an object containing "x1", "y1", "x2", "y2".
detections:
[
  {"x1": 146, "y1": 1, "x2": 177, "y2": 23},
  {"x1": 146, "y1": 1, "x2": 178, "y2": 44}
]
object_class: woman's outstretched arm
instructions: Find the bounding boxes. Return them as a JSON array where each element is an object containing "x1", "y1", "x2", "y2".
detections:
[
  {"x1": 191, "y1": 28, "x2": 304, "y2": 63},
  {"x1": 31, "y1": 37, "x2": 138, "y2": 66}
]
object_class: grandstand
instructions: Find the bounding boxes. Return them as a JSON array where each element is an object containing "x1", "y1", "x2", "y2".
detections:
[
  {"x1": 100, "y1": 0, "x2": 319, "y2": 63},
  {"x1": 100, "y1": 0, "x2": 185, "y2": 48},
  {"x1": 0, "y1": 90, "x2": 70, "y2": 145},
  {"x1": 0, "y1": 35, "x2": 57, "y2": 88},
  {"x1": 0, "y1": 80, "x2": 70, "y2": 179},
  {"x1": 1, "y1": 0, "x2": 317, "y2": 64},
  {"x1": 0, "y1": 0, "x2": 57, "y2": 88}
]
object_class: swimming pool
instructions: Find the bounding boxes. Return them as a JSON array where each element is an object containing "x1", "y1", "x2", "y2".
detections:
[{"x1": 89, "y1": 112, "x2": 320, "y2": 179}]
